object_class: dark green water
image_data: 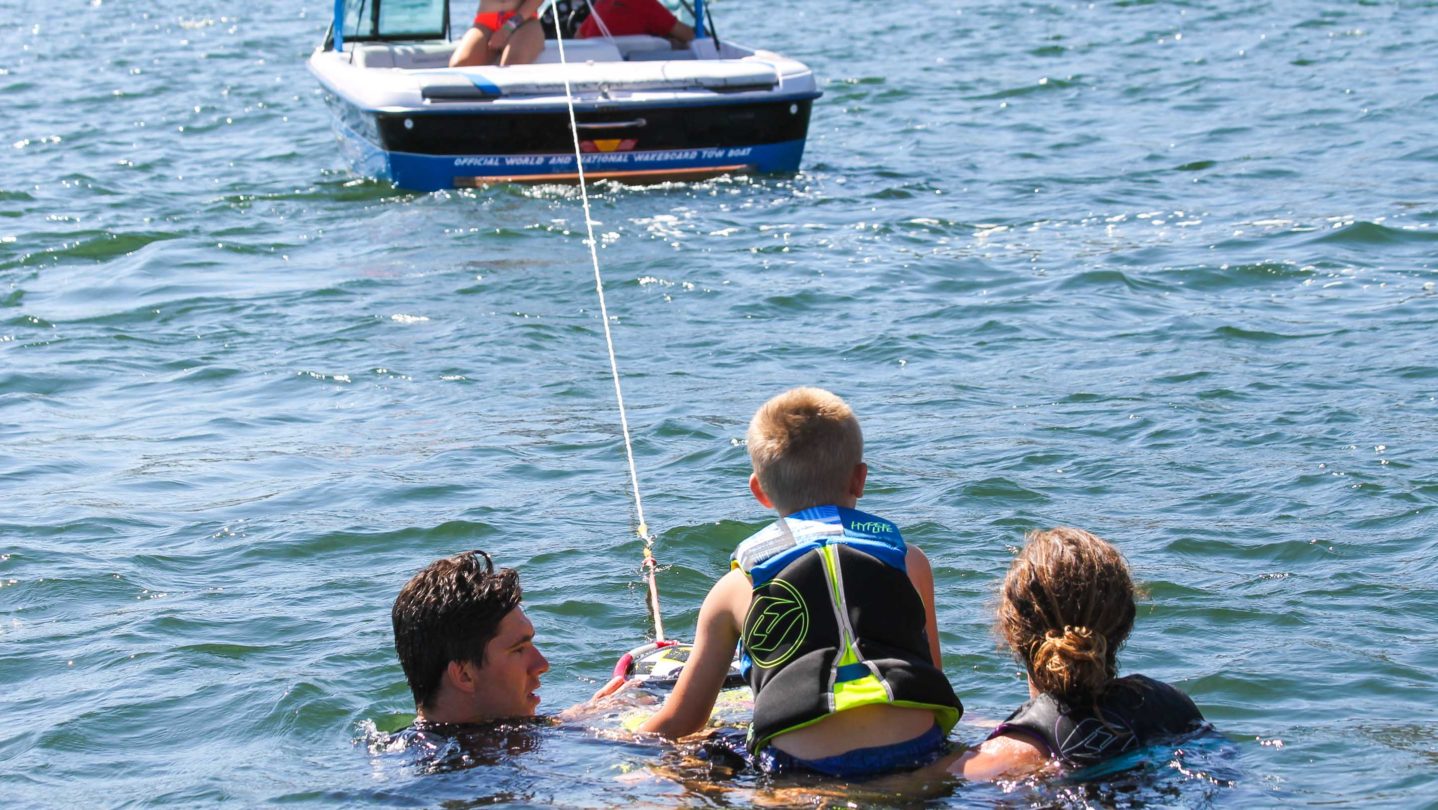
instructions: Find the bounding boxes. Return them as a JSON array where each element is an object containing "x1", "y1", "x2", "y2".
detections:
[{"x1": 3, "y1": 0, "x2": 1436, "y2": 806}]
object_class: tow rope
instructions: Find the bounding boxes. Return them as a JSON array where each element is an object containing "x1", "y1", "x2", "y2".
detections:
[{"x1": 547, "y1": 7, "x2": 666, "y2": 643}]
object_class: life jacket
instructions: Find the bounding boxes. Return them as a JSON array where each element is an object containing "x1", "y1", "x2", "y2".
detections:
[
  {"x1": 992, "y1": 674, "x2": 1205, "y2": 768},
  {"x1": 732, "y1": 504, "x2": 963, "y2": 752}
]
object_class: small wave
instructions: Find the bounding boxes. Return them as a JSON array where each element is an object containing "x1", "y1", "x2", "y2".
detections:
[
  {"x1": 1175, "y1": 160, "x2": 1217, "y2": 172},
  {"x1": 1211, "y1": 325, "x2": 1322, "y2": 342},
  {"x1": 4, "y1": 230, "x2": 181, "y2": 270},
  {"x1": 237, "y1": 179, "x2": 415, "y2": 205},
  {"x1": 1162, "y1": 261, "x2": 1312, "y2": 291},
  {"x1": 1307, "y1": 220, "x2": 1438, "y2": 246},
  {"x1": 1398, "y1": 145, "x2": 1438, "y2": 162},
  {"x1": 1, "y1": 313, "x2": 53, "y2": 329},
  {"x1": 740, "y1": 289, "x2": 853, "y2": 316},
  {"x1": 961, "y1": 476, "x2": 1049, "y2": 503},
  {"x1": 1152, "y1": 370, "x2": 1214, "y2": 385},
  {"x1": 1055, "y1": 268, "x2": 1171, "y2": 293},
  {"x1": 0, "y1": 370, "x2": 87, "y2": 397},
  {"x1": 253, "y1": 520, "x2": 499, "y2": 563},
  {"x1": 1392, "y1": 365, "x2": 1438, "y2": 381},
  {"x1": 969, "y1": 76, "x2": 1082, "y2": 101}
]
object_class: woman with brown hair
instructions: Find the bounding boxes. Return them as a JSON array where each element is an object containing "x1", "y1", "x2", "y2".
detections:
[{"x1": 947, "y1": 527, "x2": 1207, "y2": 780}]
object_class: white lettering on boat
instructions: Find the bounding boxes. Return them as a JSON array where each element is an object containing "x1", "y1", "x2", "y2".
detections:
[{"x1": 455, "y1": 146, "x2": 758, "y2": 171}]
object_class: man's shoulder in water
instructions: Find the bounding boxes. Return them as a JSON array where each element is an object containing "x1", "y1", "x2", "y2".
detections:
[{"x1": 380, "y1": 718, "x2": 552, "y2": 773}]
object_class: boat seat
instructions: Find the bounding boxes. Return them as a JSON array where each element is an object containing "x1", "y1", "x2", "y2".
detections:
[
  {"x1": 351, "y1": 42, "x2": 456, "y2": 69},
  {"x1": 418, "y1": 58, "x2": 779, "y2": 100},
  {"x1": 533, "y1": 40, "x2": 624, "y2": 64},
  {"x1": 611, "y1": 35, "x2": 694, "y2": 61},
  {"x1": 349, "y1": 38, "x2": 628, "y2": 70}
]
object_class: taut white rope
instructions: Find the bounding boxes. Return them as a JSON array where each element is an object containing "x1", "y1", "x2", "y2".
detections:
[{"x1": 546, "y1": 7, "x2": 666, "y2": 641}]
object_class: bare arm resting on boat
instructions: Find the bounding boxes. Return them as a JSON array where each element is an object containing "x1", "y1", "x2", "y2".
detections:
[{"x1": 636, "y1": 567, "x2": 749, "y2": 738}]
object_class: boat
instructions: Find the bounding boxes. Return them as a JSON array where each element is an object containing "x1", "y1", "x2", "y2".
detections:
[{"x1": 307, "y1": 0, "x2": 822, "y2": 191}]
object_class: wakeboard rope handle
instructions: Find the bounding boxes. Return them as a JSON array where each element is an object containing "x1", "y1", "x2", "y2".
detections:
[{"x1": 549, "y1": 8, "x2": 666, "y2": 643}]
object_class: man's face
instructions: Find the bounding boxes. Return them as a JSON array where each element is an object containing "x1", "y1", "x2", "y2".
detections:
[{"x1": 470, "y1": 606, "x2": 549, "y2": 720}]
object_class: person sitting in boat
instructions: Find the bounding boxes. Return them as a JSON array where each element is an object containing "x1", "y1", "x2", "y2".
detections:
[
  {"x1": 578, "y1": 0, "x2": 695, "y2": 48},
  {"x1": 942, "y1": 527, "x2": 1208, "y2": 780},
  {"x1": 629, "y1": 387, "x2": 963, "y2": 778},
  {"x1": 450, "y1": 0, "x2": 546, "y2": 67}
]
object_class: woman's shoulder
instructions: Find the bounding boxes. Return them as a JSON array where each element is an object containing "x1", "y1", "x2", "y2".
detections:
[
  {"x1": 987, "y1": 676, "x2": 1205, "y2": 768},
  {"x1": 1105, "y1": 673, "x2": 1205, "y2": 730}
]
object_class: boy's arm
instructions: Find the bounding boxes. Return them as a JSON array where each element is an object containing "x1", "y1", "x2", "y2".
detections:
[
  {"x1": 637, "y1": 568, "x2": 749, "y2": 738},
  {"x1": 904, "y1": 544, "x2": 943, "y2": 668}
]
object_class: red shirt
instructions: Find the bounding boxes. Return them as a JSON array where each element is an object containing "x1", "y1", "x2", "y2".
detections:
[{"x1": 578, "y1": 0, "x2": 679, "y2": 38}]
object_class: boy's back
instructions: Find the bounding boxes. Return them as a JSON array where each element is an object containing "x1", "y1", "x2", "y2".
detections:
[{"x1": 638, "y1": 388, "x2": 962, "y2": 778}]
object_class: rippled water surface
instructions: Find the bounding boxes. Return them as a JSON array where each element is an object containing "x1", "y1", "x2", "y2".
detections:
[{"x1": 3, "y1": 0, "x2": 1436, "y2": 806}]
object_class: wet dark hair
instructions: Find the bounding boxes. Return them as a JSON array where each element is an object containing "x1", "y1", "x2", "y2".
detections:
[
  {"x1": 998, "y1": 528, "x2": 1136, "y2": 702},
  {"x1": 392, "y1": 550, "x2": 523, "y2": 710}
]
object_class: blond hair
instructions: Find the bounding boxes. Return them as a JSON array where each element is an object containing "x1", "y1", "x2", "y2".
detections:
[
  {"x1": 746, "y1": 387, "x2": 863, "y2": 514},
  {"x1": 997, "y1": 527, "x2": 1136, "y2": 701}
]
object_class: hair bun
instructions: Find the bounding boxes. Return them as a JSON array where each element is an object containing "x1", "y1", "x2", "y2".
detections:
[
  {"x1": 1033, "y1": 625, "x2": 1110, "y2": 698},
  {"x1": 1059, "y1": 625, "x2": 1105, "y2": 656}
]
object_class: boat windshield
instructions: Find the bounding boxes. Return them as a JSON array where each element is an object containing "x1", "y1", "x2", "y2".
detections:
[{"x1": 340, "y1": 0, "x2": 449, "y2": 42}]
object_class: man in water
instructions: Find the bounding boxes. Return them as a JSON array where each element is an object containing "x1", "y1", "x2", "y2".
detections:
[
  {"x1": 450, "y1": 0, "x2": 547, "y2": 67},
  {"x1": 392, "y1": 549, "x2": 549, "y2": 725}
]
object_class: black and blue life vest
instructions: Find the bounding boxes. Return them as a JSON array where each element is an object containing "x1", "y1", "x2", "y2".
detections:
[
  {"x1": 732, "y1": 505, "x2": 963, "y2": 752},
  {"x1": 992, "y1": 674, "x2": 1205, "y2": 768}
]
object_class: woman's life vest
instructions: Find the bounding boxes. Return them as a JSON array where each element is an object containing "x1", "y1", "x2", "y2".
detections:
[
  {"x1": 731, "y1": 505, "x2": 963, "y2": 752},
  {"x1": 992, "y1": 674, "x2": 1206, "y2": 767}
]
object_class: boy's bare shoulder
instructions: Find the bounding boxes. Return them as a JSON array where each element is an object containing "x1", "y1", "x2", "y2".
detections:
[
  {"x1": 904, "y1": 544, "x2": 933, "y2": 571},
  {"x1": 706, "y1": 568, "x2": 751, "y2": 614}
]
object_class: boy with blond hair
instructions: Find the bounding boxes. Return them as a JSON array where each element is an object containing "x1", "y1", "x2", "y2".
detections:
[{"x1": 638, "y1": 387, "x2": 962, "y2": 777}]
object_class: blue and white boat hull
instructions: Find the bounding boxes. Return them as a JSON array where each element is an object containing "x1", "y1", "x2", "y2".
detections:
[{"x1": 308, "y1": 36, "x2": 821, "y2": 190}]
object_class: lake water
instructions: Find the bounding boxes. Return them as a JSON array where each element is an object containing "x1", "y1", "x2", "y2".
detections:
[{"x1": 3, "y1": 0, "x2": 1436, "y2": 806}]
